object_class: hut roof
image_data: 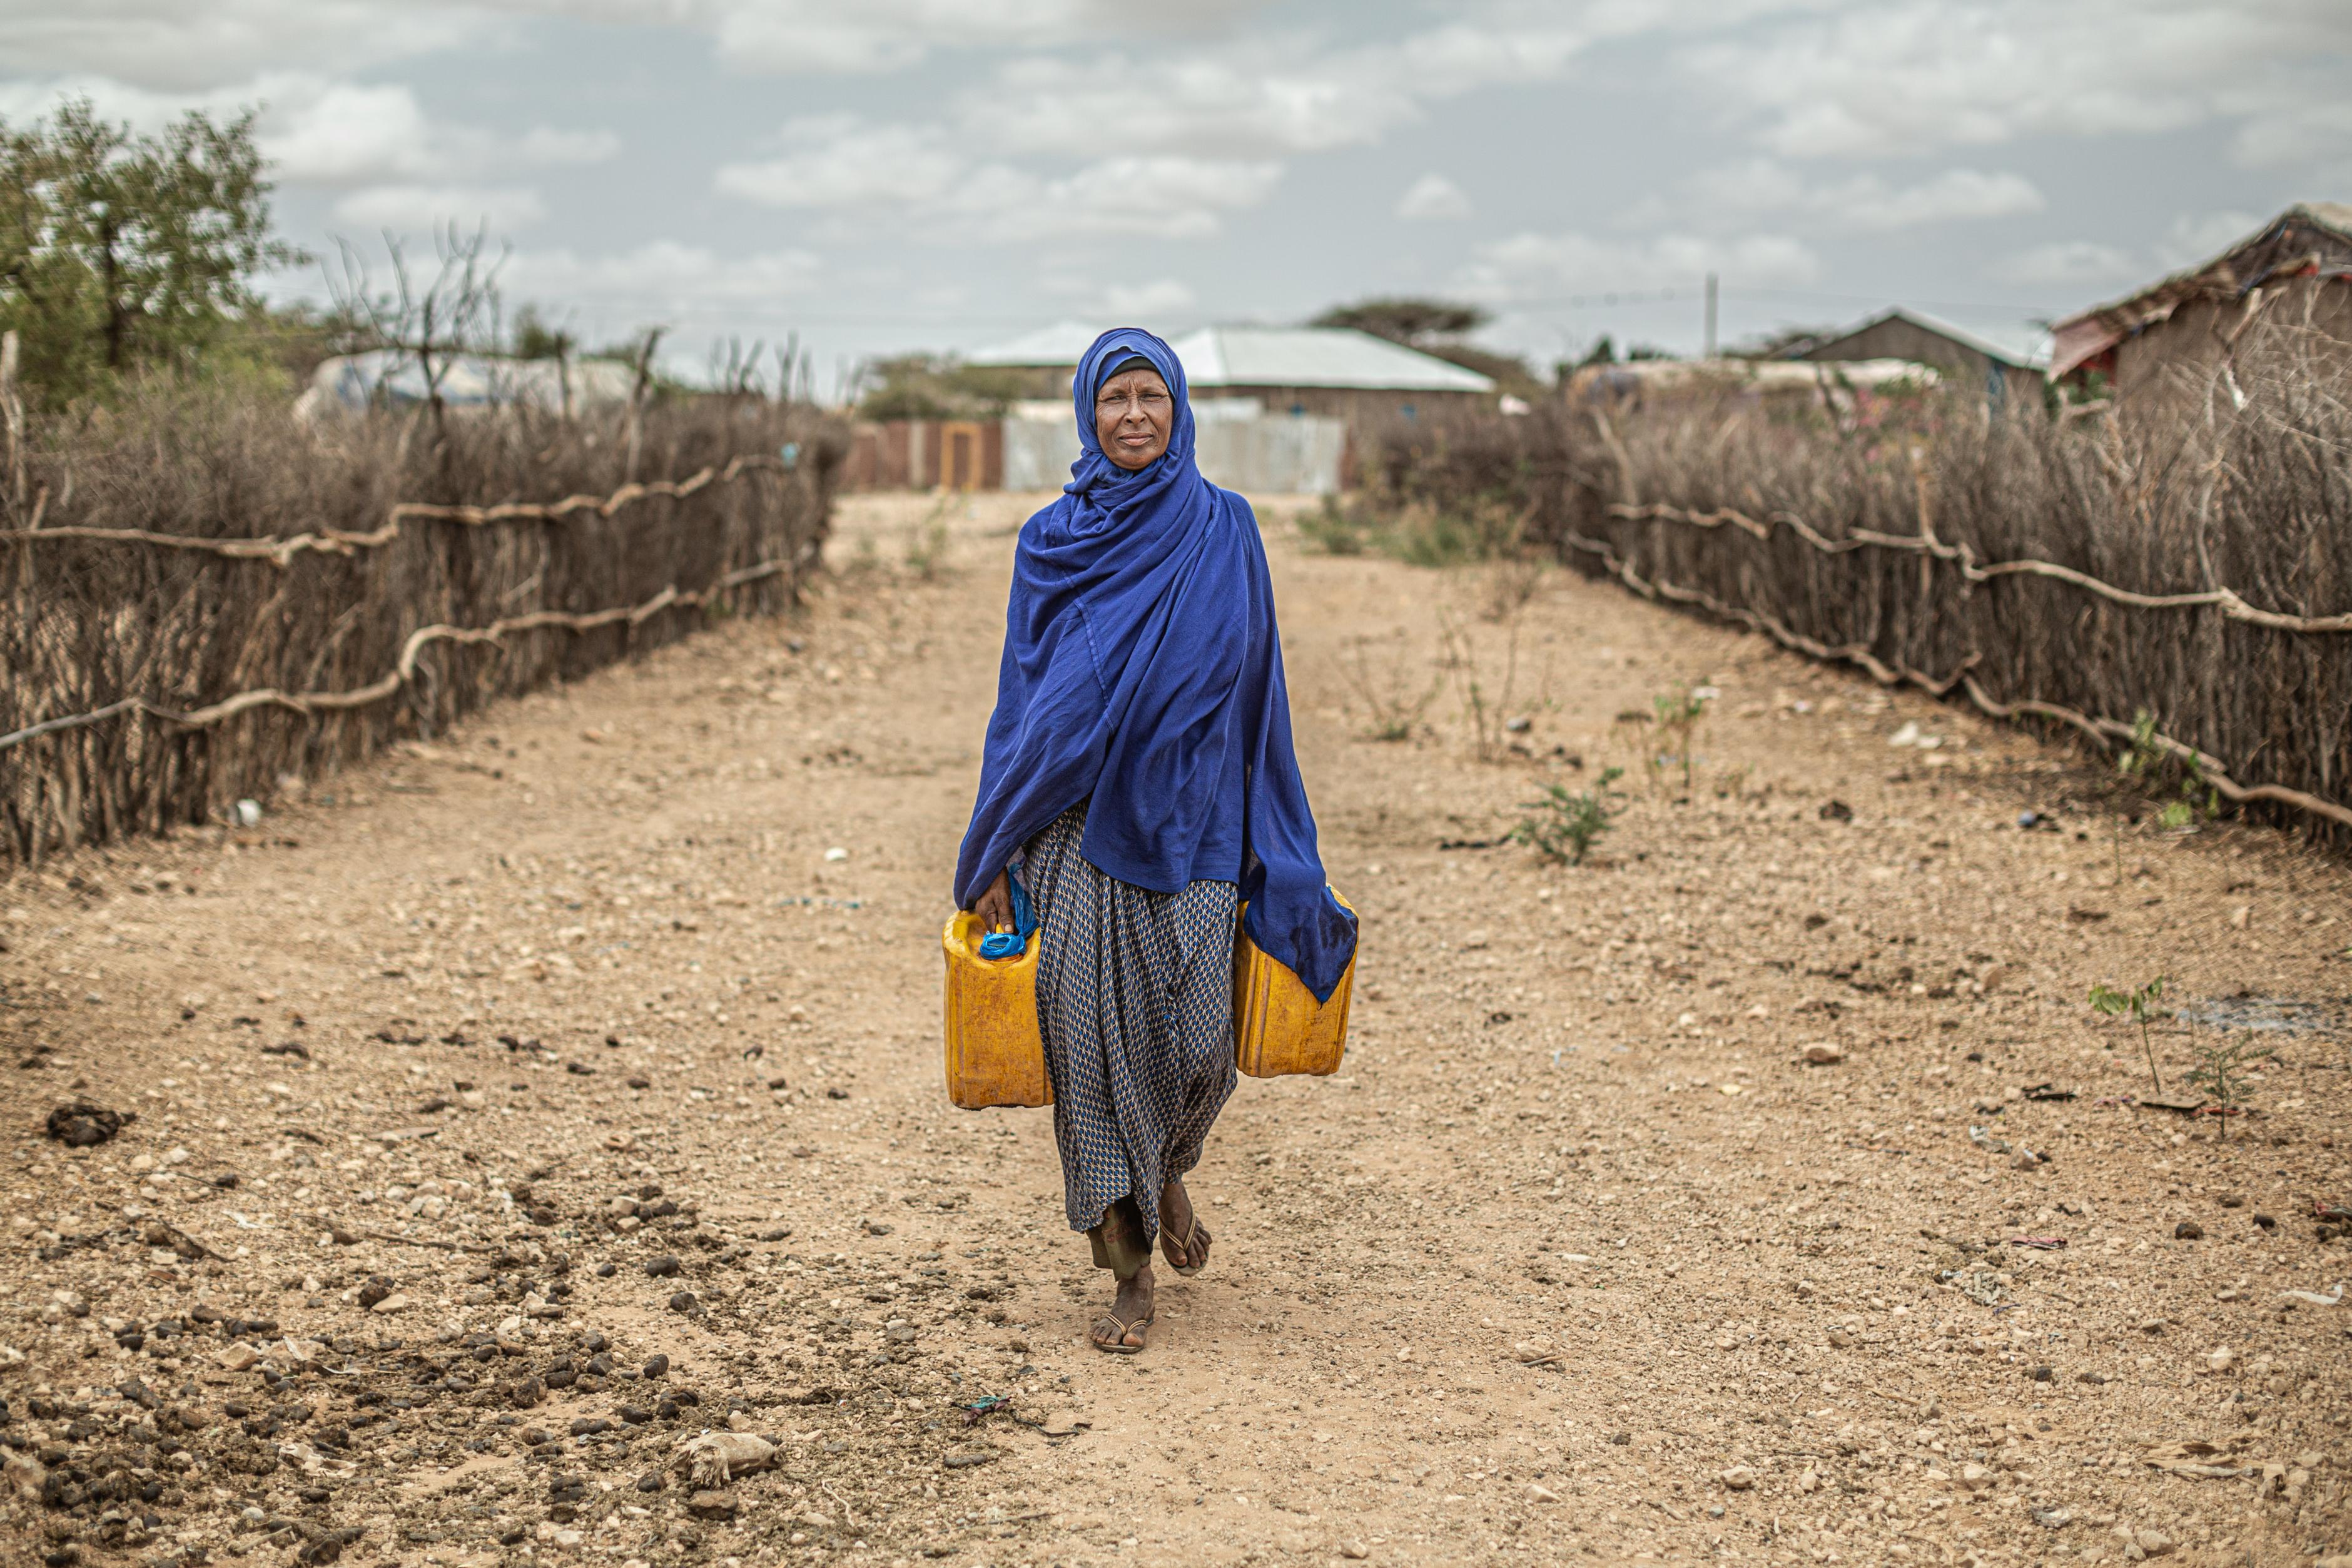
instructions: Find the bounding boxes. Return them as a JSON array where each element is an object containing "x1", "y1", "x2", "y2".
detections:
[{"x1": 2049, "y1": 203, "x2": 2352, "y2": 379}]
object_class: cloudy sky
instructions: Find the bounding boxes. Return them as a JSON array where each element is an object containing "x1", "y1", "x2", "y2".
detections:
[{"x1": 7, "y1": 0, "x2": 2349, "y2": 391}]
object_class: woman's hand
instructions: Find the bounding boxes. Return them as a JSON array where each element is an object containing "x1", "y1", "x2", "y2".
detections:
[{"x1": 971, "y1": 869, "x2": 1015, "y2": 934}]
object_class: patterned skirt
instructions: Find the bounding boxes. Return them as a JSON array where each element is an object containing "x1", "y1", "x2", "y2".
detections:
[{"x1": 1021, "y1": 801, "x2": 1238, "y2": 1244}]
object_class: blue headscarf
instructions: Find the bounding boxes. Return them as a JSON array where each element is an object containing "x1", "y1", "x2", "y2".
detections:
[{"x1": 953, "y1": 328, "x2": 1357, "y2": 1001}]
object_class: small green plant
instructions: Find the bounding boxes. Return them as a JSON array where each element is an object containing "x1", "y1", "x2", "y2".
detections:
[
  {"x1": 1436, "y1": 600, "x2": 1531, "y2": 762},
  {"x1": 2182, "y1": 1032, "x2": 2274, "y2": 1140},
  {"x1": 2117, "y1": 709, "x2": 2220, "y2": 832},
  {"x1": 1509, "y1": 767, "x2": 1626, "y2": 865},
  {"x1": 901, "y1": 498, "x2": 951, "y2": 579},
  {"x1": 1651, "y1": 683, "x2": 1710, "y2": 795},
  {"x1": 2089, "y1": 975, "x2": 2169, "y2": 1091},
  {"x1": 1342, "y1": 633, "x2": 1441, "y2": 742},
  {"x1": 1298, "y1": 496, "x2": 1371, "y2": 556}
]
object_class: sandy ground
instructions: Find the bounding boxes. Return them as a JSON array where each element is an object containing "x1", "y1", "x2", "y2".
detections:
[{"x1": 4, "y1": 489, "x2": 2351, "y2": 1568}]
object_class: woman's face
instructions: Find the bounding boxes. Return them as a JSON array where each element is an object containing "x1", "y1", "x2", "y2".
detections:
[{"x1": 1094, "y1": 367, "x2": 1173, "y2": 470}]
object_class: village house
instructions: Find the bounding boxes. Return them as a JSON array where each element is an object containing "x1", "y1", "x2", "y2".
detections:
[
  {"x1": 1167, "y1": 325, "x2": 1496, "y2": 423},
  {"x1": 2050, "y1": 202, "x2": 2352, "y2": 423},
  {"x1": 1790, "y1": 306, "x2": 2044, "y2": 408}
]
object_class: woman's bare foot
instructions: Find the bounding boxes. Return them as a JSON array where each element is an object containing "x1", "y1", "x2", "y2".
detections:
[
  {"x1": 1158, "y1": 1180, "x2": 1210, "y2": 1275},
  {"x1": 1088, "y1": 1263, "x2": 1154, "y2": 1353}
]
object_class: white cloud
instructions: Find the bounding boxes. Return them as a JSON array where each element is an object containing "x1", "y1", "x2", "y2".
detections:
[
  {"x1": 0, "y1": 1, "x2": 487, "y2": 91},
  {"x1": 1676, "y1": 0, "x2": 2352, "y2": 161},
  {"x1": 1018, "y1": 156, "x2": 1282, "y2": 240},
  {"x1": 1628, "y1": 159, "x2": 2042, "y2": 231},
  {"x1": 718, "y1": 116, "x2": 1279, "y2": 241},
  {"x1": 1454, "y1": 230, "x2": 1822, "y2": 302},
  {"x1": 968, "y1": 19, "x2": 1586, "y2": 159},
  {"x1": 2152, "y1": 209, "x2": 2260, "y2": 268},
  {"x1": 517, "y1": 125, "x2": 621, "y2": 166},
  {"x1": 1101, "y1": 278, "x2": 1194, "y2": 315},
  {"x1": 1989, "y1": 240, "x2": 2139, "y2": 286},
  {"x1": 1397, "y1": 173, "x2": 1473, "y2": 222},
  {"x1": 505, "y1": 241, "x2": 822, "y2": 308},
  {"x1": 332, "y1": 183, "x2": 547, "y2": 232},
  {"x1": 714, "y1": 117, "x2": 964, "y2": 208},
  {"x1": 708, "y1": 0, "x2": 1106, "y2": 74},
  {"x1": 1826, "y1": 168, "x2": 2044, "y2": 229},
  {"x1": 0, "y1": 71, "x2": 620, "y2": 193},
  {"x1": 261, "y1": 80, "x2": 440, "y2": 183}
]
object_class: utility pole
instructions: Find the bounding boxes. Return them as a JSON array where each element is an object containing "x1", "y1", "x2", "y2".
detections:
[{"x1": 1703, "y1": 272, "x2": 1719, "y2": 360}]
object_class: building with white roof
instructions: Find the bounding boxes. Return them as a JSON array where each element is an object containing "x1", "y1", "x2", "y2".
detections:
[{"x1": 1170, "y1": 326, "x2": 1495, "y2": 422}]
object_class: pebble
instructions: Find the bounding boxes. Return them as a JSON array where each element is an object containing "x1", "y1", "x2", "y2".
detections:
[
  {"x1": 1337, "y1": 1544, "x2": 1369, "y2": 1561},
  {"x1": 643, "y1": 1255, "x2": 682, "y2": 1278},
  {"x1": 1801, "y1": 1043, "x2": 1843, "y2": 1065},
  {"x1": 2174, "y1": 1221, "x2": 2202, "y2": 1240},
  {"x1": 687, "y1": 1489, "x2": 736, "y2": 1520},
  {"x1": 369, "y1": 1292, "x2": 410, "y2": 1314},
  {"x1": 1719, "y1": 1465, "x2": 1755, "y2": 1490}
]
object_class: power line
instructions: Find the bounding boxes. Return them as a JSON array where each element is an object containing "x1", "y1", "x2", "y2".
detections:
[{"x1": 1491, "y1": 282, "x2": 2058, "y2": 318}]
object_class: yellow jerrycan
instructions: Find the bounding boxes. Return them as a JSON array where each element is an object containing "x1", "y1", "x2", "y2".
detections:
[
  {"x1": 1232, "y1": 890, "x2": 1357, "y2": 1078},
  {"x1": 941, "y1": 908, "x2": 1052, "y2": 1110},
  {"x1": 942, "y1": 889, "x2": 1356, "y2": 1106}
]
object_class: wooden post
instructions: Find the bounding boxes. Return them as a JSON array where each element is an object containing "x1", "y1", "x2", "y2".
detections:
[{"x1": 1, "y1": 329, "x2": 23, "y2": 513}]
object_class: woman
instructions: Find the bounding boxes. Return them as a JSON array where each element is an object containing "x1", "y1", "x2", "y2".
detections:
[{"x1": 955, "y1": 328, "x2": 1357, "y2": 1353}]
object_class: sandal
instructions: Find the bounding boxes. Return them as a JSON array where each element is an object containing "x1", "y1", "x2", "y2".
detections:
[
  {"x1": 1089, "y1": 1306, "x2": 1153, "y2": 1355},
  {"x1": 1160, "y1": 1213, "x2": 1210, "y2": 1278}
]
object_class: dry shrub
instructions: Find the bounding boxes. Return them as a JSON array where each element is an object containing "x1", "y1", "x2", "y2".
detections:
[
  {"x1": 1310, "y1": 408, "x2": 1585, "y2": 565},
  {"x1": 1357, "y1": 318, "x2": 2352, "y2": 841},
  {"x1": 1, "y1": 377, "x2": 844, "y2": 866}
]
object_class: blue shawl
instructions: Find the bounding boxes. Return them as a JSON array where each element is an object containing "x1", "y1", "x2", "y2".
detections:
[{"x1": 953, "y1": 328, "x2": 1357, "y2": 1002}]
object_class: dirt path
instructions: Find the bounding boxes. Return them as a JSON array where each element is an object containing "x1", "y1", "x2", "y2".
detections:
[{"x1": 6, "y1": 492, "x2": 2351, "y2": 1568}]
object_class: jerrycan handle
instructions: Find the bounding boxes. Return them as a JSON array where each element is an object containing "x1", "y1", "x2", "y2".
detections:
[{"x1": 975, "y1": 869, "x2": 1038, "y2": 960}]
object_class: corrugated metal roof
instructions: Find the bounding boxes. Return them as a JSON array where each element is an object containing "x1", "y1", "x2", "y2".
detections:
[
  {"x1": 1798, "y1": 306, "x2": 2043, "y2": 370},
  {"x1": 2050, "y1": 202, "x2": 2352, "y2": 378},
  {"x1": 966, "y1": 320, "x2": 1104, "y2": 367},
  {"x1": 1171, "y1": 326, "x2": 1496, "y2": 392}
]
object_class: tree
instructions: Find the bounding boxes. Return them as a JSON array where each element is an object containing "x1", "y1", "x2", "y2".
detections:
[
  {"x1": 511, "y1": 303, "x2": 577, "y2": 362},
  {"x1": 0, "y1": 98, "x2": 300, "y2": 407},
  {"x1": 1310, "y1": 297, "x2": 1489, "y2": 348},
  {"x1": 1312, "y1": 295, "x2": 1543, "y2": 397},
  {"x1": 853, "y1": 355, "x2": 1027, "y2": 421}
]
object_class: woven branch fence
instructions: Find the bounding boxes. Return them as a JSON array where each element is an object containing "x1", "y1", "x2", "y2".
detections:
[
  {"x1": 1358, "y1": 316, "x2": 2352, "y2": 841},
  {"x1": 1, "y1": 385, "x2": 843, "y2": 868}
]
